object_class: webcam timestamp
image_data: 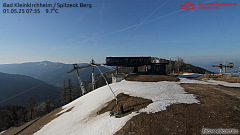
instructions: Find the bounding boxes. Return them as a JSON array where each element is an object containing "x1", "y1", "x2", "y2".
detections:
[
  {"x1": 2, "y1": 8, "x2": 58, "y2": 14},
  {"x1": 3, "y1": 8, "x2": 41, "y2": 13}
]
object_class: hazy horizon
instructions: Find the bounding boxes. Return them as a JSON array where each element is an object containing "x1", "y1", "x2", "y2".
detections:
[{"x1": 1, "y1": 0, "x2": 239, "y2": 65}]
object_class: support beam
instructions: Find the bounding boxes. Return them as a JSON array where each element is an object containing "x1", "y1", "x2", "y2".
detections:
[
  {"x1": 116, "y1": 66, "x2": 119, "y2": 74},
  {"x1": 92, "y1": 66, "x2": 95, "y2": 91},
  {"x1": 76, "y1": 69, "x2": 86, "y2": 95},
  {"x1": 133, "y1": 67, "x2": 138, "y2": 73},
  {"x1": 220, "y1": 67, "x2": 223, "y2": 75}
]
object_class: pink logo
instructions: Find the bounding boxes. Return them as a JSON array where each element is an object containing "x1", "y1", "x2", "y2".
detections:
[{"x1": 181, "y1": 2, "x2": 195, "y2": 10}]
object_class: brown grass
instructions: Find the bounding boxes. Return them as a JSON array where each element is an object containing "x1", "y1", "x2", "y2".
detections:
[
  {"x1": 194, "y1": 74, "x2": 240, "y2": 83},
  {"x1": 98, "y1": 93, "x2": 152, "y2": 118},
  {"x1": 125, "y1": 75, "x2": 179, "y2": 82},
  {"x1": 115, "y1": 83, "x2": 240, "y2": 135}
]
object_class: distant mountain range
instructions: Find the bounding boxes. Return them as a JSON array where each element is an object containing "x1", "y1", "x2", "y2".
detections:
[
  {"x1": 0, "y1": 72, "x2": 59, "y2": 105},
  {"x1": 0, "y1": 61, "x2": 110, "y2": 106},
  {"x1": 189, "y1": 60, "x2": 240, "y2": 73},
  {"x1": 2, "y1": 59, "x2": 235, "y2": 106},
  {"x1": 0, "y1": 61, "x2": 110, "y2": 88}
]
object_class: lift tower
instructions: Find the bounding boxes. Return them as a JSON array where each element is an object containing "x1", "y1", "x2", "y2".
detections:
[
  {"x1": 211, "y1": 61, "x2": 234, "y2": 75},
  {"x1": 67, "y1": 59, "x2": 100, "y2": 95},
  {"x1": 68, "y1": 59, "x2": 120, "y2": 115}
]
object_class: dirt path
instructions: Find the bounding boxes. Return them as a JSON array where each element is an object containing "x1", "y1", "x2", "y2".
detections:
[{"x1": 115, "y1": 83, "x2": 240, "y2": 135}]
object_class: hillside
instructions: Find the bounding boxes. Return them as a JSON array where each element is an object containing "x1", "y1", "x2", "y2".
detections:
[
  {"x1": 190, "y1": 60, "x2": 240, "y2": 73},
  {"x1": 0, "y1": 61, "x2": 110, "y2": 87},
  {"x1": 3, "y1": 74, "x2": 239, "y2": 135},
  {"x1": 0, "y1": 72, "x2": 59, "y2": 105}
]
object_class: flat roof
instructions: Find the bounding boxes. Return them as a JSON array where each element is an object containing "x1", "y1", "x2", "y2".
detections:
[{"x1": 105, "y1": 57, "x2": 152, "y2": 67}]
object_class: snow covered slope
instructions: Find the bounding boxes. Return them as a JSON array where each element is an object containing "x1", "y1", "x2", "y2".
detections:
[{"x1": 34, "y1": 80, "x2": 199, "y2": 135}]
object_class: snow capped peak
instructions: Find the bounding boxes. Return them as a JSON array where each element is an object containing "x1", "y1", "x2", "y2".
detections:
[{"x1": 37, "y1": 62, "x2": 47, "y2": 67}]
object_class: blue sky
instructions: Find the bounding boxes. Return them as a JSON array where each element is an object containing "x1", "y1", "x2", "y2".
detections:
[{"x1": 0, "y1": 0, "x2": 239, "y2": 64}]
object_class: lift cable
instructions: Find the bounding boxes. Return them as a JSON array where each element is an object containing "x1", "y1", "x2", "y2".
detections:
[{"x1": 95, "y1": 65, "x2": 119, "y2": 114}]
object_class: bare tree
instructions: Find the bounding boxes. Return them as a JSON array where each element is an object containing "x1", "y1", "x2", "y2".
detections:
[
  {"x1": 67, "y1": 79, "x2": 74, "y2": 102},
  {"x1": 44, "y1": 94, "x2": 53, "y2": 114},
  {"x1": 166, "y1": 58, "x2": 173, "y2": 74},
  {"x1": 25, "y1": 96, "x2": 36, "y2": 120},
  {"x1": 61, "y1": 80, "x2": 67, "y2": 105},
  {"x1": 61, "y1": 79, "x2": 75, "y2": 104},
  {"x1": 174, "y1": 57, "x2": 184, "y2": 73}
]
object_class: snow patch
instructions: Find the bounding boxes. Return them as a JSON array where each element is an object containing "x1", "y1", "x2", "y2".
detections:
[
  {"x1": 35, "y1": 80, "x2": 199, "y2": 135},
  {"x1": 179, "y1": 78, "x2": 240, "y2": 88},
  {"x1": 0, "y1": 130, "x2": 6, "y2": 134},
  {"x1": 37, "y1": 62, "x2": 47, "y2": 67},
  {"x1": 207, "y1": 80, "x2": 240, "y2": 87}
]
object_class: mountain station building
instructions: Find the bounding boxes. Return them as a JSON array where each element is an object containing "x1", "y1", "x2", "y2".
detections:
[{"x1": 105, "y1": 56, "x2": 168, "y2": 75}]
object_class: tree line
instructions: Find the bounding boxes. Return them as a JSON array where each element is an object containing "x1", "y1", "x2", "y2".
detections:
[
  {"x1": 0, "y1": 78, "x2": 82, "y2": 132},
  {"x1": 0, "y1": 96, "x2": 53, "y2": 132},
  {"x1": 166, "y1": 57, "x2": 185, "y2": 74}
]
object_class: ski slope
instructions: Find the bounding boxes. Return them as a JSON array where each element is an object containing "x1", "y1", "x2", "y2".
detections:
[
  {"x1": 34, "y1": 80, "x2": 199, "y2": 135},
  {"x1": 34, "y1": 74, "x2": 240, "y2": 135}
]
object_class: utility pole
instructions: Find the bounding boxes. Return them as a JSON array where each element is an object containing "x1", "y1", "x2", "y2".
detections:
[{"x1": 90, "y1": 59, "x2": 95, "y2": 91}]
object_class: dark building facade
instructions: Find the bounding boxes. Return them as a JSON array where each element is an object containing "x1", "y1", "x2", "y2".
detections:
[
  {"x1": 106, "y1": 56, "x2": 152, "y2": 67},
  {"x1": 105, "y1": 56, "x2": 167, "y2": 75},
  {"x1": 150, "y1": 63, "x2": 167, "y2": 74}
]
